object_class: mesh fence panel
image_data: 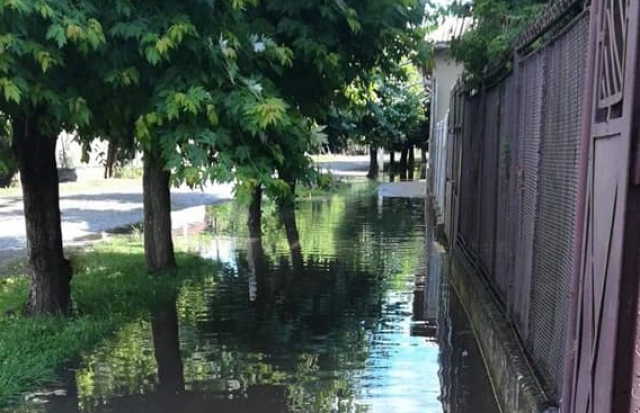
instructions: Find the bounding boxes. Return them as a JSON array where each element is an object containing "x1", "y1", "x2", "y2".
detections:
[
  {"x1": 494, "y1": 76, "x2": 516, "y2": 297},
  {"x1": 449, "y1": 12, "x2": 589, "y2": 398},
  {"x1": 511, "y1": 51, "x2": 544, "y2": 336},
  {"x1": 527, "y1": 14, "x2": 589, "y2": 398},
  {"x1": 478, "y1": 88, "x2": 501, "y2": 283},
  {"x1": 458, "y1": 95, "x2": 482, "y2": 252}
]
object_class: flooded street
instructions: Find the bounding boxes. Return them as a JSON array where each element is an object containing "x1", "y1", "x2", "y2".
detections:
[{"x1": 13, "y1": 184, "x2": 499, "y2": 413}]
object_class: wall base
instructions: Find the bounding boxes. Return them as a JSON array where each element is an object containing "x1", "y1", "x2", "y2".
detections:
[{"x1": 450, "y1": 247, "x2": 557, "y2": 413}]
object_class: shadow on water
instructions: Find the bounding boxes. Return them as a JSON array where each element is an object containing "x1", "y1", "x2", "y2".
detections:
[{"x1": 13, "y1": 184, "x2": 499, "y2": 413}]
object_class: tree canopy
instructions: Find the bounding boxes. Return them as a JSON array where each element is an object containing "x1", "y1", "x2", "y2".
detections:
[
  {"x1": 445, "y1": 0, "x2": 548, "y2": 86},
  {"x1": 0, "y1": 0, "x2": 431, "y2": 314}
]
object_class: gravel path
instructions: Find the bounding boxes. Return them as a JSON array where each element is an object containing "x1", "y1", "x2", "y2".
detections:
[{"x1": 0, "y1": 180, "x2": 234, "y2": 268}]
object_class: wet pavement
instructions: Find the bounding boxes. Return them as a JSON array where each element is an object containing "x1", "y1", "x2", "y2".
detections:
[
  {"x1": 10, "y1": 183, "x2": 499, "y2": 413},
  {"x1": 0, "y1": 181, "x2": 235, "y2": 264}
]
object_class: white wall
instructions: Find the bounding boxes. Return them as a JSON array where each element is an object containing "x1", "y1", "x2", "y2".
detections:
[
  {"x1": 55, "y1": 132, "x2": 142, "y2": 170},
  {"x1": 55, "y1": 132, "x2": 107, "y2": 169},
  {"x1": 430, "y1": 49, "x2": 464, "y2": 136},
  {"x1": 428, "y1": 48, "x2": 463, "y2": 222}
]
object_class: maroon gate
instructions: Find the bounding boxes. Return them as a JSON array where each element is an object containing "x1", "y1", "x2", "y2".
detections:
[
  {"x1": 563, "y1": 0, "x2": 640, "y2": 411},
  {"x1": 441, "y1": 0, "x2": 640, "y2": 409}
]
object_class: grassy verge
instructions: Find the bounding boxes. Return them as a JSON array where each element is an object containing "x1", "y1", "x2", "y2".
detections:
[{"x1": 0, "y1": 239, "x2": 216, "y2": 409}]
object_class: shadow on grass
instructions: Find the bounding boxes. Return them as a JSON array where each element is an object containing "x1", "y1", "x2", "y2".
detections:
[{"x1": 0, "y1": 240, "x2": 218, "y2": 409}]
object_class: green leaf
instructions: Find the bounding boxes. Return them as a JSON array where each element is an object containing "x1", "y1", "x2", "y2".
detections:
[
  {"x1": 86, "y1": 18, "x2": 106, "y2": 49},
  {"x1": 1, "y1": 0, "x2": 29, "y2": 14},
  {"x1": 144, "y1": 46, "x2": 161, "y2": 65},
  {"x1": 65, "y1": 23, "x2": 84, "y2": 43},
  {"x1": 167, "y1": 22, "x2": 196, "y2": 45},
  {"x1": 246, "y1": 97, "x2": 288, "y2": 130},
  {"x1": 34, "y1": 0, "x2": 53, "y2": 18},
  {"x1": 35, "y1": 50, "x2": 55, "y2": 73},
  {"x1": 346, "y1": 8, "x2": 361, "y2": 33},
  {"x1": 155, "y1": 36, "x2": 173, "y2": 55},
  {"x1": 206, "y1": 104, "x2": 218, "y2": 126},
  {"x1": 235, "y1": 145, "x2": 250, "y2": 161},
  {"x1": 0, "y1": 78, "x2": 21, "y2": 104},
  {"x1": 68, "y1": 97, "x2": 91, "y2": 126},
  {"x1": 45, "y1": 24, "x2": 67, "y2": 48},
  {"x1": 135, "y1": 116, "x2": 151, "y2": 141}
]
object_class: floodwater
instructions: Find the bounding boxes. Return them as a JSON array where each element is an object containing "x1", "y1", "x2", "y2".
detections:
[{"x1": 13, "y1": 183, "x2": 499, "y2": 413}]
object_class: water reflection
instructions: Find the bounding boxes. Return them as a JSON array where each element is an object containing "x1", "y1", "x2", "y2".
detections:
[
  {"x1": 151, "y1": 299, "x2": 184, "y2": 395},
  {"x1": 13, "y1": 185, "x2": 498, "y2": 413}
]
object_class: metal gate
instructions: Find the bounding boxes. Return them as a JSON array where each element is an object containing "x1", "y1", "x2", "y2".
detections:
[
  {"x1": 565, "y1": 0, "x2": 640, "y2": 411},
  {"x1": 446, "y1": 88, "x2": 464, "y2": 246}
]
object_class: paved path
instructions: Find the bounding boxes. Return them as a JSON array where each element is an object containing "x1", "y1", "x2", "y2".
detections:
[
  {"x1": 0, "y1": 180, "x2": 234, "y2": 267},
  {"x1": 312, "y1": 154, "x2": 392, "y2": 177},
  {"x1": 0, "y1": 156, "x2": 424, "y2": 269},
  {"x1": 378, "y1": 181, "x2": 427, "y2": 199}
]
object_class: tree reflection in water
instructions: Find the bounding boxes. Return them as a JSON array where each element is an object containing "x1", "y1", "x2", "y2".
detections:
[{"x1": 13, "y1": 185, "x2": 498, "y2": 413}]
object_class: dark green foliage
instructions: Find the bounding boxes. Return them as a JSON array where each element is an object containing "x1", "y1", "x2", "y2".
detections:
[
  {"x1": 329, "y1": 62, "x2": 427, "y2": 155},
  {"x1": 446, "y1": 0, "x2": 548, "y2": 86},
  {"x1": 0, "y1": 0, "x2": 104, "y2": 131},
  {"x1": 0, "y1": 115, "x2": 14, "y2": 187},
  {"x1": 0, "y1": 0, "x2": 430, "y2": 313},
  {"x1": 252, "y1": 0, "x2": 427, "y2": 118},
  {"x1": 239, "y1": 0, "x2": 429, "y2": 200}
]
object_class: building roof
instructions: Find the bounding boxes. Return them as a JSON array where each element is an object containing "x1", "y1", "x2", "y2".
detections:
[{"x1": 425, "y1": 16, "x2": 474, "y2": 49}]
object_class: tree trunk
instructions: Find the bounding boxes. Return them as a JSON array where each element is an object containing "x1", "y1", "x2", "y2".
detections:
[
  {"x1": 400, "y1": 146, "x2": 409, "y2": 167},
  {"x1": 408, "y1": 145, "x2": 415, "y2": 181},
  {"x1": 400, "y1": 145, "x2": 410, "y2": 181},
  {"x1": 279, "y1": 206, "x2": 304, "y2": 274},
  {"x1": 104, "y1": 140, "x2": 117, "y2": 179},
  {"x1": 390, "y1": 150, "x2": 396, "y2": 166},
  {"x1": 367, "y1": 145, "x2": 379, "y2": 179},
  {"x1": 278, "y1": 167, "x2": 297, "y2": 205},
  {"x1": 143, "y1": 147, "x2": 176, "y2": 272},
  {"x1": 408, "y1": 165, "x2": 415, "y2": 181},
  {"x1": 12, "y1": 114, "x2": 72, "y2": 316},
  {"x1": 247, "y1": 227, "x2": 268, "y2": 306},
  {"x1": 248, "y1": 184, "x2": 262, "y2": 239},
  {"x1": 151, "y1": 300, "x2": 185, "y2": 394},
  {"x1": 421, "y1": 146, "x2": 427, "y2": 164}
]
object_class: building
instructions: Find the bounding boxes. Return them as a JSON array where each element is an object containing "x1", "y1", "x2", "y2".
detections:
[{"x1": 425, "y1": 17, "x2": 472, "y2": 237}]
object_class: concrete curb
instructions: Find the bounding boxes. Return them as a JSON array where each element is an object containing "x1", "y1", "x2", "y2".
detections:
[{"x1": 450, "y1": 247, "x2": 556, "y2": 413}]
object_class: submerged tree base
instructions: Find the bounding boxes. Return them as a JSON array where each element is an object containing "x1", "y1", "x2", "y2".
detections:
[{"x1": 0, "y1": 240, "x2": 215, "y2": 408}]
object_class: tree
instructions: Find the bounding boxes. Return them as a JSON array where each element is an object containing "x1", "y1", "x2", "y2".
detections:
[
  {"x1": 336, "y1": 62, "x2": 427, "y2": 179},
  {"x1": 247, "y1": 0, "x2": 429, "y2": 197},
  {"x1": 81, "y1": 0, "x2": 297, "y2": 271},
  {"x1": 446, "y1": 0, "x2": 548, "y2": 86},
  {"x1": 0, "y1": 0, "x2": 105, "y2": 315}
]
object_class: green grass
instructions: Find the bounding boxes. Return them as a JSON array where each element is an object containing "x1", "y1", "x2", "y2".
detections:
[
  {"x1": 112, "y1": 166, "x2": 144, "y2": 180},
  {"x1": 295, "y1": 172, "x2": 348, "y2": 199},
  {"x1": 0, "y1": 239, "x2": 216, "y2": 409}
]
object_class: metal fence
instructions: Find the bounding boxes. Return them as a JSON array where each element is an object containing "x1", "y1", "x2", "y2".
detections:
[
  {"x1": 430, "y1": 115, "x2": 448, "y2": 219},
  {"x1": 440, "y1": 12, "x2": 590, "y2": 398}
]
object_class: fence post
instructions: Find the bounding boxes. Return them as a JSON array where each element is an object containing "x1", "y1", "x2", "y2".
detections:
[{"x1": 559, "y1": 2, "x2": 600, "y2": 411}]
